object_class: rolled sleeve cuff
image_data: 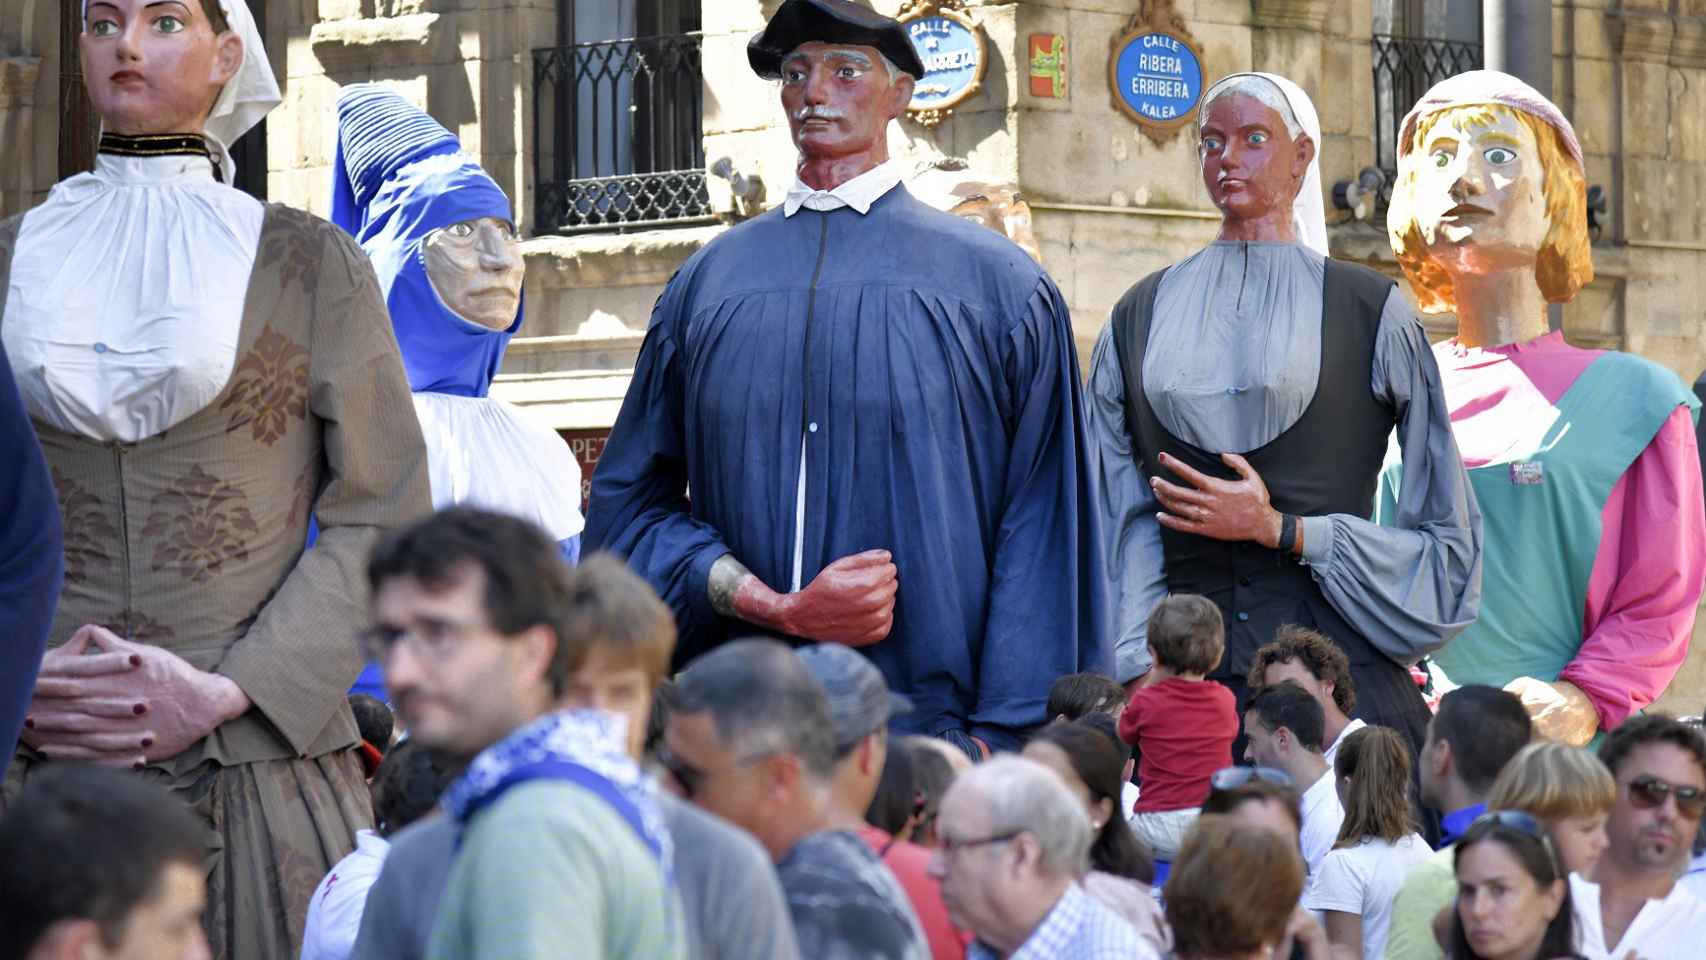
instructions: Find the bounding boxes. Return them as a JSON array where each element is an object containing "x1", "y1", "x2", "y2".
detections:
[{"x1": 1301, "y1": 515, "x2": 1336, "y2": 568}]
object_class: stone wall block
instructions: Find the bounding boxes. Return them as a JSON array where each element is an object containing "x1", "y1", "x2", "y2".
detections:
[
  {"x1": 1608, "y1": 7, "x2": 1675, "y2": 63},
  {"x1": 1570, "y1": 6, "x2": 1614, "y2": 60},
  {"x1": 1569, "y1": 58, "x2": 1616, "y2": 157},
  {"x1": 1250, "y1": 0, "x2": 1332, "y2": 32},
  {"x1": 701, "y1": 30, "x2": 780, "y2": 136},
  {"x1": 1619, "y1": 60, "x2": 1673, "y2": 159},
  {"x1": 1251, "y1": 28, "x2": 1321, "y2": 98}
]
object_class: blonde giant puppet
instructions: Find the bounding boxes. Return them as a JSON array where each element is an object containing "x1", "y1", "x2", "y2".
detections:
[{"x1": 1385, "y1": 71, "x2": 1706, "y2": 744}]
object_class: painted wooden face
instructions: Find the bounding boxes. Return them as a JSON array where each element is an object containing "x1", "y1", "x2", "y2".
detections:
[
  {"x1": 779, "y1": 42, "x2": 909, "y2": 166},
  {"x1": 81, "y1": 0, "x2": 238, "y2": 135},
  {"x1": 1198, "y1": 93, "x2": 1311, "y2": 227},
  {"x1": 422, "y1": 217, "x2": 524, "y2": 331},
  {"x1": 1411, "y1": 107, "x2": 1552, "y2": 273}
]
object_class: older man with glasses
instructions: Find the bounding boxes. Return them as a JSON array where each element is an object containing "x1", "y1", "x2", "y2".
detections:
[
  {"x1": 928, "y1": 756, "x2": 1153, "y2": 960},
  {"x1": 1571, "y1": 715, "x2": 1706, "y2": 959}
]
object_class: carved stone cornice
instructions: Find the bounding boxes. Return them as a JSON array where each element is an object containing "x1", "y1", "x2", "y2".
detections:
[
  {"x1": 309, "y1": 13, "x2": 441, "y2": 74},
  {"x1": 1671, "y1": 15, "x2": 1706, "y2": 69},
  {"x1": 1607, "y1": 8, "x2": 1676, "y2": 63},
  {"x1": 0, "y1": 56, "x2": 42, "y2": 108},
  {"x1": 1251, "y1": 0, "x2": 1332, "y2": 31}
]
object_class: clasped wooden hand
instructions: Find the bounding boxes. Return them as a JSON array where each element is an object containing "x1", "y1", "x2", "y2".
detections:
[
  {"x1": 1151, "y1": 451, "x2": 1285, "y2": 548},
  {"x1": 23, "y1": 624, "x2": 250, "y2": 767},
  {"x1": 733, "y1": 549, "x2": 899, "y2": 647}
]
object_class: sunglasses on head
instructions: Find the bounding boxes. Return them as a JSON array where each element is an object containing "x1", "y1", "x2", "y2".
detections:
[
  {"x1": 1467, "y1": 809, "x2": 1560, "y2": 871},
  {"x1": 1626, "y1": 774, "x2": 1706, "y2": 820},
  {"x1": 1210, "y1": 765, "x2": 1295, "y2": 791}
]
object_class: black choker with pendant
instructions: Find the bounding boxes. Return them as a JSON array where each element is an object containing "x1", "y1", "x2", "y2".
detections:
[{"x1": 98, "y1": 133, "x2": 223, "y2": 182}]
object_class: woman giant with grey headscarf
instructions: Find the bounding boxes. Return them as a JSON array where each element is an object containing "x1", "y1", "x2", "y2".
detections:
[
  {"x1": 0, "y1": 1, "x2": 431, "y2": 956},
  {"x1": 1086, "y1": 73, "x2": 1482, "y2": 772}
]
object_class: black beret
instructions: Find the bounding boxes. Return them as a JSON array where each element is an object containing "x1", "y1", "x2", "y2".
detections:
[{"x1": 747, "y1": 0, "x2": 926, "y2": 81}]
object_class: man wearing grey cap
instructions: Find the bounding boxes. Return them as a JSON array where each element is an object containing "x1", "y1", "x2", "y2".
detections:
[
  {"x1": 799, "y1": 644, "x2": 971, "y2": 960},
  {"x1": 664, "y1": 639, "x2": 929, "y2": 960}
]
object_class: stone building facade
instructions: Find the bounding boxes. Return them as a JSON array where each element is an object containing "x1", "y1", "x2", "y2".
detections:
[{"x1": 6, "y1": 0, "x2": 1706, "y2": 712}]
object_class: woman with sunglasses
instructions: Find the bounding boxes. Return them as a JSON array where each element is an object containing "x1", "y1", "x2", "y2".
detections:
[
  {"x1": 1448, "y1": 812, "x2": 1580, "y2": 960},
  {"x1": 1023, "y1": 718, "x2": 1169, "y2": 954},
  {"x1": 1305, "y1": 727, "x2": 1432, "y2": 960}
]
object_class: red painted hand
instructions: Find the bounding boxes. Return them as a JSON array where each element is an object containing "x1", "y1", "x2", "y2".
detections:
[
  {"x1": 735, "y1": 549, "x2": 899, "y2": 647},
  {"x1": 1151, "y1": 451, "x2": 1284, "y2": 548},
  {"x1": 23, "y1": 625, "x2": 249, "y2": 766}
]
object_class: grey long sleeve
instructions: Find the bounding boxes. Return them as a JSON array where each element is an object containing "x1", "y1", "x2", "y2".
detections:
[
  {"x1": 1086, "y1": 326, "x2": 1166, "y2": 683},
  {"x1": 1298, "y1": 291, "x2": 1482, "y2": 663}
]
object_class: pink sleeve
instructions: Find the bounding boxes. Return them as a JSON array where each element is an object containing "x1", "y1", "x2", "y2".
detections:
[{"x1": 1563, "y1": 406, "x2": 1706, "y2": 728}]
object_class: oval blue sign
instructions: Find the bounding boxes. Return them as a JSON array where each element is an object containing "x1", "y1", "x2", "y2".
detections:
[
  {"x1": 906, "y1": 14, "x2": 984, "y2": 112},
  {"x1": 1112, "y1": 32, "x2": 1203, "y2": 126}
]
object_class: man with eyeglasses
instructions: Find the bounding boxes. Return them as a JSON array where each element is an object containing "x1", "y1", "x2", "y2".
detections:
[
  {"x1": 663, "y1": 638, "x2": 928, "y2": 959},
  {"x1": 1571, "y1": 715, "x2": 1706, "y2": 959},
  {"x1": 360, "y1": 508, "x2": 684, "y2": 960},
  {"x1": 927, "y1": 755, "x2": 1151, "y2": 959}
]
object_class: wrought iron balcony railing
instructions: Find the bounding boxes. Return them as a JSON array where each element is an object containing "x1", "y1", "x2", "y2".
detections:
[
  {"x1": 1372, "y1": 34, "x2": 1484, "y2": 185},
  {"x1": 532, "y1": 33, "x2": 713, "y2": 234}
]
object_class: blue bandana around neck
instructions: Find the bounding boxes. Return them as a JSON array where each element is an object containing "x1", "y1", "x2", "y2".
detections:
[
  {"x1": 331, "y1": 84, "x2": 521, "y2": 398},
  {"x1": 441, "y1": 710, "x2": 673, "y2": 877}
]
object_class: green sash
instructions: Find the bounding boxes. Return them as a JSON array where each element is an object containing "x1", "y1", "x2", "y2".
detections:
[{"x1": 1378, "y1": 352, "x2": 1696, "y2": 688}]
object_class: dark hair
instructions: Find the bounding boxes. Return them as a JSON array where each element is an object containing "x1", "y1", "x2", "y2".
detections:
[
  {"x1": 560, "y1": 553, "x2": 677, "y2": 681},
  {"x1": 1449, "y1": 816, "x2": 1575, "y2": 960},
  {"x1": 1047, "y1": 672, "x2": 1126, "y2": 721},
  {"x1": 1076, "y1": 711, "x2": 1125, "y2": 754},
  {"x1": 1202, "y1": 775, "x2": 1304, "y2": 835},
  {"x1": 1434, "y1": 686, "x2": 1533, "y2": 794},
  {"x1": 645, "y1": 679, "x2": 676, "y2": 758},
  {"x1": 370, "y1": 740, "x2": 460, "y2": 837},
  {"x1": 899, "y1": 735, "x2": 956, "y2": 846},
  {"x1": 1598, "y1": 713, "x2": 1706, "y2": 783},
  {"x1": 1028, "y1": 720, "x2": 1155, "y2": 884},
  {"x1": 0, "y1": 765, "x2": 206, "y2": 955},
  {"x1": 367, "y1": 507, "x2": 578, "y2": 695},
  {"x1": 349, "y1": 693, "x2": 394, "y2": 751},
  {"x1": 1146, "y1": 594, "x2": 1225, "y2": 674},
  {"x1": 1248, "y1": 625, "x2": 1357, "y2": 716},
  {"x1": 1336, "y1": 726, "x2": 1417, "y2": 845},
  {"x1": 867, "y1": 737, "x2": 924, "y2": 835},
  {"x1": 199, "y1": 0, "x2": 231, "y2": 33},
  {"x1": 672, "y1": 638, "x2": 839, "y2": 781},
  {"x1": 1246, "y1": 680, "x2": 1326, "y2": 753},
  {"x1": 1166, "y1": 815, "x2": 1304, "y2": 957}
]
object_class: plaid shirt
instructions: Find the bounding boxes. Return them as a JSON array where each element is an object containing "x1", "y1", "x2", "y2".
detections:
[{"x1": 968, "y1": 883, "x2": 1147, "y2": 960}]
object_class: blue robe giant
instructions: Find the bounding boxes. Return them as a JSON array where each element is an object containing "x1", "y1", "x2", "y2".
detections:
[
  {"x1": 0, "y1": 340, "x2": 63, "y2": 759},
  {"x1": 332, "y1": 86, "x2": 584, "y2": 699},
  {"x1": 585, "y1": 185, "x2": 1108, "y2": 749}
]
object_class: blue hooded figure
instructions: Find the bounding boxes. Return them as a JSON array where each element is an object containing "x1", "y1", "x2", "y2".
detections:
[{"x1": 333, "y1": 84, "x2": 583, "y2": 698}]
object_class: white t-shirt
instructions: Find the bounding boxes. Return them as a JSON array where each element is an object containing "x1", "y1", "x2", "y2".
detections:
[
  {"x1": 1299, "y1": 769, "x2": 1346, "y2": 876},
  {"x1": 1571, "y1": 872, "x2": 1706, "y2": 960},
  {"x1": 1323, "y1": 718, "x2": 1368, "y2": 769},
  {"x1": 1303, "y1": 833, "x2": 1431, "y2": 960},
  {"x1": 302, "y1": 830, "x2": 391, "y2": 960}
]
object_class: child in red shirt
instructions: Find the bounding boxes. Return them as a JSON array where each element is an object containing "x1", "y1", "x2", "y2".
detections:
[{"x1": 1118, "y1": 594, "x2": 1238, "y2": 859}]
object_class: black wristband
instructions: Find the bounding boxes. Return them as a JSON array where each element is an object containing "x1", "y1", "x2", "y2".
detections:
[{"x1": 1277, "y1": 513, "x2": 1298, "y2": 555}]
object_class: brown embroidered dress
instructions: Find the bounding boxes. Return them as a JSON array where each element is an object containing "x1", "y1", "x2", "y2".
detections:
[{"x1": 0, "y1": 202, "x2": 432, "y2": 959}]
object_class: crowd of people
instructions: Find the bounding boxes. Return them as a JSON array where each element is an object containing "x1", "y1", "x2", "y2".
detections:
[
  {"x1": 5, "y1": 0, "x2": 1706, "y2": 958},
  {"x1": 5, "y1": 504, "x2": 1706, "y2": 960}
]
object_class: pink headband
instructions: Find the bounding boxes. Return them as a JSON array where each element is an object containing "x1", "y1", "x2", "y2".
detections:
[{"x1": 1396, "y1": 70, "x2": 1583, "y2": 172}]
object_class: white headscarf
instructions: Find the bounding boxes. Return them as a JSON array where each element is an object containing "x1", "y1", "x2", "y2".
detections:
[
  {"x1": 1199, "y1": 72, "x2": 1328, "y2": 257},
  {"x1": 81, "y1": 0, "x2": 281, "y2": 171}
]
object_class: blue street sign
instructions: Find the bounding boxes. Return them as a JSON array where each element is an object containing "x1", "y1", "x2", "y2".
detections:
[
  {"x1": 907, "y1": 14, "x2": 984, "y2": 111},
  {"x1": 1112, "y1": 31, "x2": 1204, "y2": 126}
]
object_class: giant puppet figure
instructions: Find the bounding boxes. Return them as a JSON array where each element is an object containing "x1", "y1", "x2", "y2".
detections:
[
  {"x1": 1088, "y1": 73, "x2": 1482, "y2": 759},
  {"x1": 586, "y1": 0, "x2": 1107, "y2": 758},
  {"x1": 0, "y1": 1, "x2": 432, "y2": 955},
  {"x1": 1385, "y1": 71, "x2": 1706, "y2": 745},
  {"x1": 331, "y1": 85, "x2": 584, "y2": 697}
]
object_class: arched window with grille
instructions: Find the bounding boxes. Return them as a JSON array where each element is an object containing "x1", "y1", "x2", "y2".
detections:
[
  {"x1": 1372, "y1": 1, "x2": 1483, "y2": 190},
  {"x1": 533, "y1": 0, "x2": 711, "y2": 234}
]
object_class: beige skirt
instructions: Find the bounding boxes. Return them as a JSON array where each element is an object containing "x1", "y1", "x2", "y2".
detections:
[{"x1": 4, "y1": 748, "x2": 372, "y2": 960}]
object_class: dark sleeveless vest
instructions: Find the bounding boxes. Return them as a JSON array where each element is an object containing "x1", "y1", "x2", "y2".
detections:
[{"x1": 1109, "y1": 259, "x2": 1398, "y2": 679}]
